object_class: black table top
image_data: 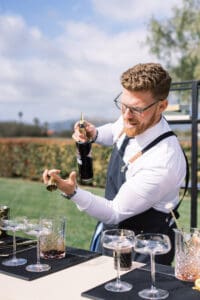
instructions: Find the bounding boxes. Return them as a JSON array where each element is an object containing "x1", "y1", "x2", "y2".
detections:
[
  {"x1": 0, "y1": 235, "x2": 100, "y2": 281},
  {"x1": 82, "y1": 263, "x2": 200, "y2": 300}
]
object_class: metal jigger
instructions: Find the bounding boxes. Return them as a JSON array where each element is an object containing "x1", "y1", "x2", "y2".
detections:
[{"x1": 46, "y1": 176, "x2": 57, "y2": 192}]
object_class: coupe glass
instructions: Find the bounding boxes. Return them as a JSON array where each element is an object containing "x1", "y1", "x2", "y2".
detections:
[
  {"x1": 0, "y1": 217, "x2": 28, "y2": 266},
  {"x1": 25, "y1": 218, "x2": 52, "y2": 272},
  {"x1": 134, "y1": 233, "x2": 171, "y2": 299},
  {"x1": 101, "y1": 229, "x2": 135, "y2": 292}
]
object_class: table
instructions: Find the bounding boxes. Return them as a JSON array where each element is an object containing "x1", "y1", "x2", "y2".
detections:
[
  {"x1": 0, "y1": 255, "x2": 143, "y2": 300},
  {"x1": 0, "y1": 239, "x2": 199, "y2": 300}
]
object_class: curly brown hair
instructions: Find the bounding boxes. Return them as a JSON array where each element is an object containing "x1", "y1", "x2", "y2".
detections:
[{"x1": 121, "y1": 63, "x2": 171, "y2": 100}]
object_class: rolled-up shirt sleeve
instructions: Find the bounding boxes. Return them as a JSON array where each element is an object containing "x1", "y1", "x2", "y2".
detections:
[
  {"x1": 71, "y1": 164, "x2": 179, "y2": 224},
  {"x1": 96, "y1": 116, "x2": 123, "y2": 146}
]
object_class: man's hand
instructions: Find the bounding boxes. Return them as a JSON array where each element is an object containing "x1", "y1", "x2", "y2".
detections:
[
  {"x1": 72, "y1": 120, "x2": 97, "y2": 142},
  {"x1": 43, "y1": 169, "x2": 77, "y2": 195}
]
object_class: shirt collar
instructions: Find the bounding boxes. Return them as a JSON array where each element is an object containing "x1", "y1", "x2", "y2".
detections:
[{"x1": 134, "y1": 116, "x2": 171, "y2": 148}]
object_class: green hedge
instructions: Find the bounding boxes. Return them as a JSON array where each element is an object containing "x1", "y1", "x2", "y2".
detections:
[
  {"x1": 0, "y1": 138, "x2": 112, "y2": 187},
  {"x1": 0, "y1": 137, "x2": 195, "y2": 187}
]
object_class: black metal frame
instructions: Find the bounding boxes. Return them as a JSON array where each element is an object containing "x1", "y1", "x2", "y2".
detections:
[{"x1": 169, "y1": 80, "x2": 200, "y2": 227}]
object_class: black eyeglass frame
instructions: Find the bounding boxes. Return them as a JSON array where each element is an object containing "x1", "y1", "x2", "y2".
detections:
[{"x1": 113, "y1": 92, "x2": 163, "y2": 114}]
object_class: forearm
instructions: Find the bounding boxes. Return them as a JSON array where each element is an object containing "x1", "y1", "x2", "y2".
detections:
[
  {"x1": 71, "y1": 188, "x2": 120, "y2": 224},
  {"x1": 70, "y1": 167, "x2": 176, "y2": 224},
  {"x1": 70, "y1": 184, "x2": 151, "y2": 224}
]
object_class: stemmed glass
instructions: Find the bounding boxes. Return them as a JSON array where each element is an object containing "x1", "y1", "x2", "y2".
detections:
[
  {"x1": 101, "y1": 229, "x2": 135, "y2": 292},
  {"x1": 134, "y1": 233, "x2": 171, "y2": 299},
  {"x1": 25, "y1": 218, "x2": 52, "y2": 272},
  {"x1": 0, "y1": 217, "x2": 28, "y2": 266}
]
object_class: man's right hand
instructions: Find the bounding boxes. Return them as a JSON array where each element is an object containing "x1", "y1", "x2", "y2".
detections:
[{"x1": 72, "y1": 120, "x2": 97, "y2": 143}]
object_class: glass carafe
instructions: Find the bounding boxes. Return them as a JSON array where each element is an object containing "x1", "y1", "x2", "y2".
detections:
[{"x1": 174, "y1": 228, "x2": 200, "y2": 282}]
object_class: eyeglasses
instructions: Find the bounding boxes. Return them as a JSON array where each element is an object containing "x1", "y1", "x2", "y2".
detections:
[{"x1": 114, "y1": 92, "x2": 161, "y2": 115}]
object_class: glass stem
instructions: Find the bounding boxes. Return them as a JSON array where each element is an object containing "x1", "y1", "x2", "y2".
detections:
[
  {"x1": 36, "y1": 235, "x2": 40, "y2": 265},
  {"x1": 116, "y1": 250, "x2": 121, "y2": 286},
  {"x1": 150, "y1": 252, "x2": 156, "y2": 290},
  {"x1": 12, "y1": 230, "x2": 17, "y2": 259}
]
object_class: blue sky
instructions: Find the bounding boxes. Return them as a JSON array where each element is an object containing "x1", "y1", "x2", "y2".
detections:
[{"x1": 0, "y1": 0, "x2": 182, "y2": 124}]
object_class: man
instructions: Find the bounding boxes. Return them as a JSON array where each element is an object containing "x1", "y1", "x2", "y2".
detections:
[{"x1": 43, "y1": 63, "x2": 186, "y2": 265}]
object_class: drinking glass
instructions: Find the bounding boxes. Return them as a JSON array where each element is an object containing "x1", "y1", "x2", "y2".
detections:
[
  {"x1": 0, "y1": 217, "x2": 28, "y2": 266},
  {"x1": 101, "y1": 229, "x2": 135, "y2": 292},
  {"x1": 134, "y1": 233, "x2": 171, "y2": 299},
  {"x1": 174, "y1": 228, "x2": 200, "y2": 281},
  {"x1": 25, "y1": 218, "x2": 52, "y2": 272},
  {"x1": 40, "y1": 216, "x2": 66, "y2": 259},
  {"x1": 0, "y1": 205, "x2": 10, "y2": 239}
]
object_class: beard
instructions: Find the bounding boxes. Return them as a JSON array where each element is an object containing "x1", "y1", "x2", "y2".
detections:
[{"x1": 123, "y1": 110, "x2": 159, "y2": 137}]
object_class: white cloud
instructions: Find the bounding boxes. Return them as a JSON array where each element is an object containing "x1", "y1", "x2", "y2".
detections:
[
  {"x1": 0, "y1": 13, "x2": 157, "y2": 122},
  {"x1": 60, "y1": 21, "x2": 149, "y2": 66},
  {"x1": 92, "y1": 0, "x2": 183, "y2": 22},
  {"x1": 0, "y1": 0, "x2": 182, "y2": 123}
]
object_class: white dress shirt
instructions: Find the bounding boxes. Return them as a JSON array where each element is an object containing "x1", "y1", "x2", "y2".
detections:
[{"x1": 72, "y1": 116, "x2": 186, "y2": 225}]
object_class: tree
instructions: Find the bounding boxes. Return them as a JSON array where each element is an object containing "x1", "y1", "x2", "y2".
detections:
[
  {"x1": 147, "y1": 0, "x2": 200, "y2": 80},
  {"x1": 18, "y1": 111, "x2": 23, "y2": 122},
  {"x1": 33, "y1": 117, "x2": 40, "y2": 127}
]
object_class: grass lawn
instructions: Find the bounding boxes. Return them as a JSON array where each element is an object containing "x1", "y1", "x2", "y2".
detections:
[{"x1": 0, "y1": 177, "x2": 199, "y2": 250}]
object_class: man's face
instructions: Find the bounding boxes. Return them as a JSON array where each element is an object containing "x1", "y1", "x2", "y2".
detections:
[{"x1": 120, "y1": 89, "x2": 167, "y2": 137}]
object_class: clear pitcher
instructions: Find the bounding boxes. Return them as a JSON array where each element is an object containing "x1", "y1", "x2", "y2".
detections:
[
  {"x1": 40, "y1": 217, "x2": 66, "y2": 259},
  {"x1": 174, "y1": 228, "x2": 200, "y2": 281}
]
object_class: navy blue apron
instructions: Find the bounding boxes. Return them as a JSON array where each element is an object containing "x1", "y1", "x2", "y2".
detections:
[{"x1": 90, "y1": 131, "x2": 185, "y2": 265}]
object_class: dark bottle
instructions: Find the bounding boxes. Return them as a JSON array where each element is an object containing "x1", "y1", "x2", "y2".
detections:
[{"x1": 76, "y1": 113, "x2": 93, "y2": 185}]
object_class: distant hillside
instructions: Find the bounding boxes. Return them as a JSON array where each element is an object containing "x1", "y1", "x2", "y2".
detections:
[
  {"x1": 48, "y1": 120, "x2": 75, "y2": 132},
  {"x1": 48, "y1": 117, "x2": 114, "y2": 132}
]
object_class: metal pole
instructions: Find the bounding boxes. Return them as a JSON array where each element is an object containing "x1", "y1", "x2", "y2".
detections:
[{"x1": 190, "y1": 81, "x2": 199, "y2": 228}]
